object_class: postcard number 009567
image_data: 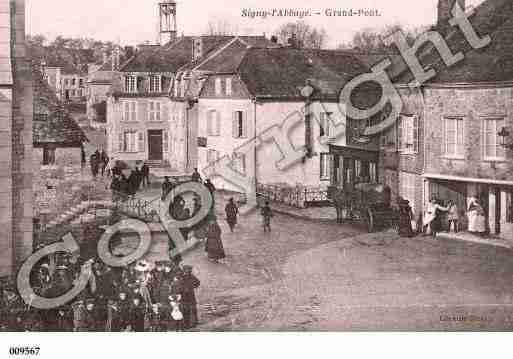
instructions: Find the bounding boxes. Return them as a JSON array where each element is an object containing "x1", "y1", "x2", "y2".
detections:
[{"x1": 9, "y1": 347, "x2": 40, "y2": 356}]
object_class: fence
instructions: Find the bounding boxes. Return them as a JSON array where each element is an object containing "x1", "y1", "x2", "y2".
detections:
[{"x1": 256, "y1": 184, "x2": 330, "y2": 209}]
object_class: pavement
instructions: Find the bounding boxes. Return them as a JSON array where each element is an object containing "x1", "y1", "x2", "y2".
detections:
[{"x1": 146, "y1": 190, "x2": 513, "y2": 331}]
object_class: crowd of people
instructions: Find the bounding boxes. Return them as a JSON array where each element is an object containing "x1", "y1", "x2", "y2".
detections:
[
  {"x1": 0, "y1": 255, "x2": 201, "y2": 332},
  {"x1": 397, "y1": 196, "x2": 488, "y2": 239},
  {"x1": 110, "y1": 161, "x2": 151, "y2": 201}
]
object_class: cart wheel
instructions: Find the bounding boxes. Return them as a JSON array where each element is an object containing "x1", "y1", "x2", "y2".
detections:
[{"x1": 366, "y1": 209, "x2": 375, "y2": 233}]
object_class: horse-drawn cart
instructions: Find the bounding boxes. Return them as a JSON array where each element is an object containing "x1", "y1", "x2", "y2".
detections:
[{"x1": 328, "y1": 183, "x2": 398, "y2": 233}]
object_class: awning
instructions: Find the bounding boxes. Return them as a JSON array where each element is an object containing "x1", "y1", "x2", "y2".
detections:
[
  {"x1": 329, "y1": 145, "x2": 379, "y2": 162},
  {"x1": 423, "y1": 173, "x2": 513, "y2": 187}
]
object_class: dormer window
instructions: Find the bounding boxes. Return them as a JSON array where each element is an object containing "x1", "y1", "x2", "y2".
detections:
[
  {"x1": 149, "y1": 75, "x2": 162, "y2": 93},
  {"x1": 125, "y1": 75, "x2": 137, "y2": 93},
  {"x1": 215, "y1": 78, "x2": 222, "y2": 96}
]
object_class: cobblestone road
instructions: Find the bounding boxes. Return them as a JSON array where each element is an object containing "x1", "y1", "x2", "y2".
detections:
[{"x1": 179, "y1": 197, "x2": 513, "y2": 331}]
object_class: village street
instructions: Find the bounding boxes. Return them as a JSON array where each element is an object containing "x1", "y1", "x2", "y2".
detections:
[{"x1": 174, "y1": 194, "x2": 513, "y2": 331}]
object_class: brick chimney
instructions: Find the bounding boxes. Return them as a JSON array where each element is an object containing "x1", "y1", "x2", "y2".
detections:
[{"x1": 438, "y1": 0, "x2": 465, "y2": 28}]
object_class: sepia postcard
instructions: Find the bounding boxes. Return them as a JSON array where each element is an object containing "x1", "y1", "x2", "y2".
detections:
[{"x1": 1, "y1": 0, "x2": 513, "y2": 356}]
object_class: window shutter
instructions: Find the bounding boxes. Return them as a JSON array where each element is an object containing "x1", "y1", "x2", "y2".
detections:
[
  {"x1": 413, "y1": 115, "x2": 419, "y2": 153},
  {"x1": 207, "y1": 111, "x2": 213, "y2": 135},
  {"x1": 216, "y1": 111, "x2": 221, "y2": 136},
  {"x1": 232, "y1": 112, "x2": 238, "y2": 138},
  {"x1": 398, "y1": 117, "x2": 403, "y2": 150},
  {"x1": 242, "y1": 111, "x2": 248, "y2": 138},
  {"x1": 119, "y1": 132, "x2": 124, "y2": 152},
  {"x1": 138, "y1": 132, "x2": 144, "y2": 152},
  {"x1": 138, "y1": 101, "x2": 147, "y2": 122},
  {"x1": 163, "y1": 130, "x2": 169, "y2": 152}
]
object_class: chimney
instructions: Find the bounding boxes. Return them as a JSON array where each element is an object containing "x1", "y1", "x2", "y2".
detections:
[
  {"x1": 192, "y1": 37, "x2": 203, "y2": 62},
  {"x1": 437, "y1": 0, "x2": 465, "y2": 29}
]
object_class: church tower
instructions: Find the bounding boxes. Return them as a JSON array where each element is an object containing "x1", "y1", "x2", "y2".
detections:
[{"x1": 159, "y1": 1, "x2": 177, "y2": 45}]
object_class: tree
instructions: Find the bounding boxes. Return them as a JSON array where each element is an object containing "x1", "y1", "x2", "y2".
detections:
[
  {"x1": 337, "y1": 24, "x2": 429, "y2": 52},
  {"x1": 274, "y1": 21, "x2": 328, "y2": 49},
  {"x1": 204, "y1": 19, "x2": 238, "y2": 36}
]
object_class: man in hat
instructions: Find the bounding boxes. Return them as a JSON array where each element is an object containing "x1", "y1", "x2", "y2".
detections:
[
  {"x1": 261, "y1": 201, "x2": 273, "y2": 233},
  {"x1": 71, "y1": 299, "x2": 87, "y2": 332},
  {"x1": 129, "y1": 296, "x2": 146, "y2": 332},
  {"x1": 141, "y1": 161, "x2": 151, "y2": 188},
  {"x1": 180, "y1": 265, "x2": 201, "y2": 329},
  {"x1": 225, "y1": 198, "x2": 239, "y2": 233},
  {"x1": 113, "y1": 291, "x2": 131, "y2": 331},
  {"x1": 83, "y1": 299, "x2": 102, "y2": 331}
]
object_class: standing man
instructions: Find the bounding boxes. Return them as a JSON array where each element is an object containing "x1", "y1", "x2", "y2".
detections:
[
  {"x1": 261, "y1": 201, "x2": 273, "y2": 233},
  {"x1": 90, "y1": 151, "x2": 99, "y2": 180},
  {"x1": 180, "y1": 265, "x2": 200, "y2": 329},
  {"x1": 141, "y1": 161, "x2": 151, "y2": 188},
  {"x1": 225, "y1": 198, "x2": 239, "y2": 233}
]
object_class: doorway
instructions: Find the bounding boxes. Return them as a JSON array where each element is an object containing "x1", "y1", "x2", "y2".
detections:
[{"x1": 148, "y1": 130, "x2": 163, "y2": 161}]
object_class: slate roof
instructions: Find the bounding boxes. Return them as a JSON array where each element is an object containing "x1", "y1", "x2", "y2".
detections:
[
  {"x1": 393, "y1": 0, "x2": 513, "y2": 84},
  {"x1": 237, "y1": 48, "x2": 371, "y2": 101},
  {"x1": 33, "y1": 66, "x2": 88, "y2": 146},
  {"x1": 122, "y1": 35, "x2": 277, "y2": 73}
]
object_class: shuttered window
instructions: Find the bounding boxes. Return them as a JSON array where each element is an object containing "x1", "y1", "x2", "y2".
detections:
[
  {"x1": 320, "y1": 112, "x2": 333, "y2": 138},
  {"x1": 149, "y1": 75, "x2": 162, "y2": 93},
  {"x1": 233, "y1": 111, "x2": 247, "y2": 138},
  {"x1": 125, "y1": 76, "x2": 137, "y2": 93},
  {"x1": 215, "y1": 78, "x2": 222, "y2": 96},
  {"x1": 122, "y1": 101, "x2": 137, "y2": 122},
  {"x1": 122, "y1": 131, "x2": 138, "y2": 153},
  {"x1": 138, "y1": 132, "x2": 145, "y2": 152},
  {"x1": 398, "y1": 115, "x2": 419, "y2": 154},
  {"x1": 149, "y1": 101, "x2": 162, "y2": 121},
  {"x1": 226, "y1": 78, "x2": 232, "y2": 96}
]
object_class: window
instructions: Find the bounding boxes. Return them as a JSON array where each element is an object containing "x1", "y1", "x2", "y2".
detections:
[
  {"x1": 149, "y1": 75, "x2": 162, "y2": 93},
  {"x1": 215, "y1": 78, "x2": 222, "y2": 96},
  {"x1": 320, "y1": 153, "x2": 332, "y2": 181},
  {"x1": 42, "y1": 146, "x2": 56, "y2": 165},
  {"x1": 122, "y1": 101, "x2": 137, "y2": 122},
  {"x1": 399, "y1": 172, "x2": 416, "y2": 212},
  {"x1": 226, "y1": 78, "x2": 232, "y2": 96},
  {"x1": 207, "y1": 109, "x2": 220, "y2": 136},
  {"x1": 355, "y1": 159, "x2": 362, "y2": 179},
  {"x1": 79, "y1": 78, "x2": 84, "y2": 87},
  {"x1": 207, "y1": 149, "x2": 220, "y2": 165},
  {"x1": 319, "y1": 112, "x2": 333, "y2": 138},
  {"x1": 232, "y1": 152, "x2": 246, "y2": 174},
  {"x1": 483, "y1": 117, "x2": 505, "y2": 160},
  {"x1": 507, "y1": 191, "x2": 513, "y2": 223},
  {"x1": 380, "y1": 124, "x2": 397, "y2": 149},
  {"x1": 77, "y1": 89, "x2": 82, "y2": 97},
  {"x1": 65, "y1": 79, "x2": 69, "y2": 86},
  {"x1": 443, "y1": 116, "x2": 464, "y2": 157},
  {"x1": 369, "y1": 162, "x2": 378, "y2": 183},
  {"x1": 71, "y1": 90, "x2": 75, "y2": 97},
  {"x1": 233, "y1": 111, "x2": 246, "y2": 138},
  {"x1": 149, "y1": 101, "x2": 162, "y2": 121},
  {"x1": 398, "y1": 115, "x2": 419, "y2": 153},
  {"x1": 72, "y1": 78, "x2": 76, "y2": 86},
  {"x1": 125, "y1": 75, "x2": 137, "y2": 93},
  {"x1": 121, "y1": 131, "x2": 138, "y2": 153}
]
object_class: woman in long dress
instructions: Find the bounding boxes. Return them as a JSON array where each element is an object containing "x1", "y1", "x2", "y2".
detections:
[
  {"x1": 205, "y1": 218, "x2": 226, "y2": 262},
  {"x1": 398, "y1": 198, "x2": 414, "y2": 238},
  {"x1": 423, "y1": 198, "x2": 449, "y2": 238},
  {"x1": 467, "y1": 197, "x2": 486, "y2": 236}
]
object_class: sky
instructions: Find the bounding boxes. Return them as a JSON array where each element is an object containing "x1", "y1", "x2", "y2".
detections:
[{"x1": 27, "y1": 0, "x2": 485, "y2": 48}]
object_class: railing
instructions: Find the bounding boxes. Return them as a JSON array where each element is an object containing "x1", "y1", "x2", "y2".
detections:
[{"x1": 256, "y1": 184, "x2": 330, "y2": 208}]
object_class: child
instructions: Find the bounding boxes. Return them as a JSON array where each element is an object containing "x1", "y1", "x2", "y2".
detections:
[
  {"x1": 447, "y1": 200, "x2": 460, "y2": 233},
  {"x1": 261, "y1": 201, "x2": 274, "y2": 233}
]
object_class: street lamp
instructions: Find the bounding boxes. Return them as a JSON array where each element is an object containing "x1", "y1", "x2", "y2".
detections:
[{"x1": 498, "y1": 127, "x2": 513, "y2": 150}]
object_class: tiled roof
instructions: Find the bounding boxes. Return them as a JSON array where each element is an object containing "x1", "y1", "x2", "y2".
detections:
[
  {"x1": 393, "y1": 0, "x2": 513, "y2": 84},
  {"x1": 238, "y1": 48, "x2": 370, "y2": 100},
  {"x1": 33, "y1": 66, "x2": 87, "y2": 146}
]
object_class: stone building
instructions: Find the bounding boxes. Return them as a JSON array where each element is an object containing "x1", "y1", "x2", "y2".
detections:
[
  {"x1": 0, "y1": 0, "x2": 33, "y2": 277},
  {"x1": 382, "y1": 0, "x2": 513, "y2": 239}
]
